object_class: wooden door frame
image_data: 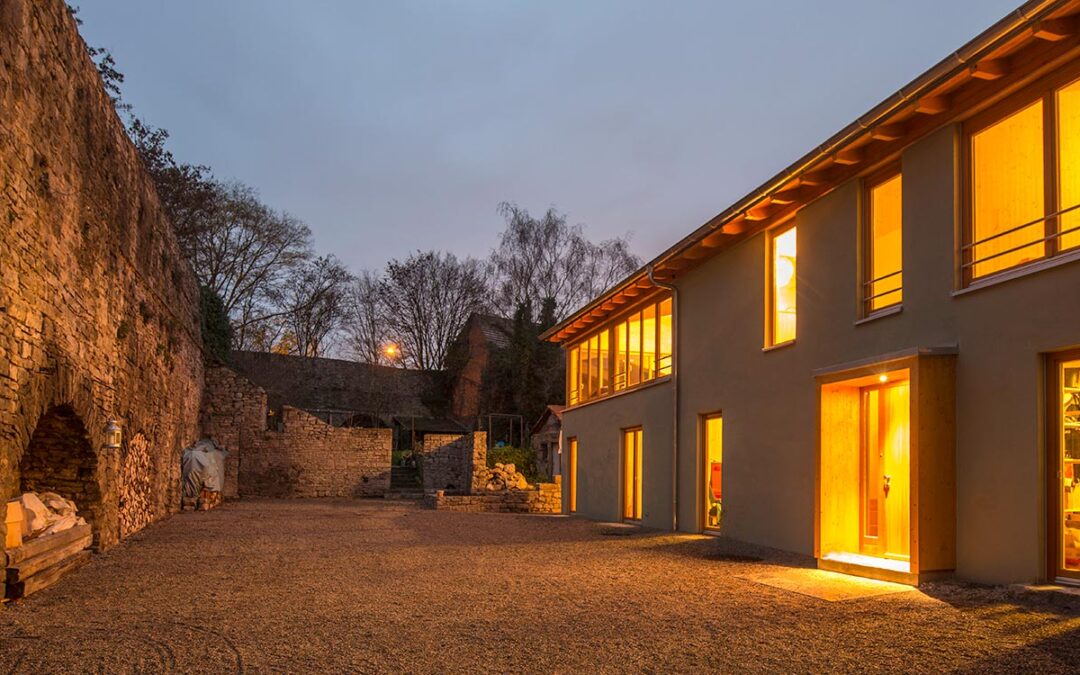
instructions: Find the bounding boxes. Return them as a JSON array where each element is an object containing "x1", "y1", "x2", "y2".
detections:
[
  {"x1": 1046, "y1": 348, "x2": 1080, "y2": 582},
  {"x1": 621, "y1": 427, "x2": 643, "y2": 522}
]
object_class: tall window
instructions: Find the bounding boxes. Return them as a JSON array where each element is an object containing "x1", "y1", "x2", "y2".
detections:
[
  {"x1": 703, "y1": 414, "x2": 723, "y2": 531},
  {"x1": 965, "y1": 73, "x2": 1080, "y2": 282},
  {"x1": 566, "y1": 296, "x2": 673, "y2": 406},
  {"x1": 768, "y1": 224, "x2": 797, "y2": 346},
  {"x1": 567, "y1": 437, "x2": 578, "y2": 514},
  {"x1": 623, "y1": 428, "x2": 643, "y2": 521},
  {"x1": 865, "y1": 171, "x2": 903, "y2": 314}
]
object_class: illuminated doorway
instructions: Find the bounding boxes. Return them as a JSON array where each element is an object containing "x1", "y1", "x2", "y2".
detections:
[
  {"x1": 817, "y1": 352, "x2": 954, "y2": 585},
  {"x1": 1049, "y1": 351, "x2": 1080, "y2": 583},
  {"x1": 622, "y1": 428, "x2": 643, "y2": 521},
  {"x1": 859, "y1": 380, "x2": 910, "y2": 561},
  {"x1": 702, "y1": 414, "x2": 723, "y2": 532}
]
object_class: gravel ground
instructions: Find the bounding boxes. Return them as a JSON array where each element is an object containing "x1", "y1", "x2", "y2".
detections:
[{"x1": 2, "y1": 498, "x2": 1080, "y2": 673}]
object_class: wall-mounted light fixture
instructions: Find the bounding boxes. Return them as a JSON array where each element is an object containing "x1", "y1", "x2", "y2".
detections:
[{"x1": 104, "y1": 419, "x2": 122, "y2": 449}]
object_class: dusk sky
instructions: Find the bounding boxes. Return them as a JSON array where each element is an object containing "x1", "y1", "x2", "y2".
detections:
[{"x1": 78, "y1": 1, "x2": 1019, "y2": 273}]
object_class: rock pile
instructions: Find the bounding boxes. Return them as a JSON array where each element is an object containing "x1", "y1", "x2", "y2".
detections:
[{"x1": 474, "y1": 463, "x2": 530, "y2": 491}]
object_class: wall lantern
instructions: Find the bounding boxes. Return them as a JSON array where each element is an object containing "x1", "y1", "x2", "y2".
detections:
[{"x1": 104, "y1": 419, "x2": 122, "y2": 449}]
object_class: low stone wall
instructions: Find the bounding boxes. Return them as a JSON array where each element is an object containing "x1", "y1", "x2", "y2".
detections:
[
  {"x1": 423, "y1": 480, "x2": 562, "y2": 514},
  {"x1": 420, "y1": 432, "x2": 486, "y2": 493}
]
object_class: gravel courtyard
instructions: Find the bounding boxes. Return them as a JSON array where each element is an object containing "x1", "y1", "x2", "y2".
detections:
[{"x1": 2, "y1": 499, "x2": 1080, "y2": 673}]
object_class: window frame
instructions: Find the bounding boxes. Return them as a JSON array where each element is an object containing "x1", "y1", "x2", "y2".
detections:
[
  {"x1": 862, "y1": 164, "x2": 904, "y2": 317},
  {"x1": 567, "y1": 436, "x2": 578, "y2": 514},
  {"x1": 622, "y1": 426, "x2": 643, "y2": 522},
  {"x1": 765, "y1": 219, "x2": 798, "y2": 349},
  {"x1": 961, "y1": 61, "x2": 1080, "y2": 287},
  {"x1": 563, "y1": 293, "x2": 673, "y2": 408}
]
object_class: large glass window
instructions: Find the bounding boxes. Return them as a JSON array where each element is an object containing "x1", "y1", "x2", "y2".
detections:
[
  {"x1": 865, "y1": 171, "x2": 903, "y2": 313},
  {"x1": 769, "y1": 224, "x2": 797, "y2": 346},
  {"x1": 965, "y1": 73, "x2": 1080, "y2": 282},
  {"x1": 565, "y1": 296, "x2": 673, "y2": 406}
]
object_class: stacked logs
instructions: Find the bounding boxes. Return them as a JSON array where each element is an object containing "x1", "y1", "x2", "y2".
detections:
[
  {"x1": 119, "y1": 433, "x2": 155, "y2": 538},
  {"x1": 5, "y1": 493, "x2": 92, "y2": 601}
]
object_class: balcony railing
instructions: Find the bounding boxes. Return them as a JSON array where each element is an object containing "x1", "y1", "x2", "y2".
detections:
[{"x1": 962, "y1": 203, "x2": 1080, "y2": 278}]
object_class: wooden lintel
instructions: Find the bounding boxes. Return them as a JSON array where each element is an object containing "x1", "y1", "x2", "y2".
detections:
[
  {"x1": 1033, "y1": 18, "x2": 1074, "y2": 42},
  {"x1": 915, "y1": 94, "x2": 950, "y2": 115},
  {"x1": 834, "y1": 148, "x2": 863, "y2": 166},
  {"x1": 869, "y1": 124, "x2": 905, "y2": 142},
  {"x1": 971, "y1": 59, "x2": 1008, "y2": 80}
]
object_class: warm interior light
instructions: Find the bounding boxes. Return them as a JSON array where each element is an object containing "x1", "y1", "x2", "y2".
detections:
[
  {"x1": 775, "y1": 255, "x2": 795, "y2": 288},
  {"x1": 879, "y1": 374, "x2": 888, "y2": 383}
]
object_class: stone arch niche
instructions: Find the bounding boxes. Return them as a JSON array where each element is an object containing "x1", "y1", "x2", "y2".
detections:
[{"x1": 18, "y1": 404, "x2": 106, "y2": 547}]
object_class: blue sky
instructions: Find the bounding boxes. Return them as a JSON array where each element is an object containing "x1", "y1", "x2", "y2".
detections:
[{"x1": 77, "y1": 1, "x2": 1020, "y2": 272}]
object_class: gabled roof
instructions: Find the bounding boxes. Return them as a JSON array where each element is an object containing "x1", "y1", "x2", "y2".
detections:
[
  {"x1": 530, "y1": 404, "x2": 566, "y2": 435},
  {"x1": 543, "y1": 0, "x2": 1080, "y2": 344}
]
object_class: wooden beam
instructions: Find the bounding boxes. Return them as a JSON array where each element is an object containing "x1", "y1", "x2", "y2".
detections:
[
  {"x1": 772, "y1": 187, "x2": 805, "y2": 205},
  {"x1": 682, "y1": 244, "x2": 708, "y2": 260},
  {"x1": 970, "y1": 59, "x2": 1008, "y2": 80},
  {"x1": 869, "y1": 124, "x2": 905, "y2": 142},
  {"x1": 700, "y1": 229, "x2": 730, "y2": 247},
  {"x1": 1033, "y1": 18, "x2": 1074, "y2": 42},
  {"x1": 722, "y1": 218, "x2": 751, "y2": 235},
  {"x1": 914, "y1": 95, "x2": 950, "y2": 115},
  {"x1": 745, "y1": 204, "x2": 773, "y2": 221},
  {"x1": 801, "y1": 170, "x2": 830, "y2": 186},
  {"x1": 833, "y1": 148, "x2": 863, "y2": 166}
]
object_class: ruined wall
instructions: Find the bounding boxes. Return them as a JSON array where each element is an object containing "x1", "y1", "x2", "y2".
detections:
[
  {"x1": 0, "y1": 0, "x2": 204, "y2": 551},
  {"x1": 202, "y1": 365, "x2": 392, "y2": 498},
  {"x1": 420, "y1": 432, "x2": 486, "y2": 493},
  {"x1": 239, "y1": 407, "x2": 391, "y2": 498}
]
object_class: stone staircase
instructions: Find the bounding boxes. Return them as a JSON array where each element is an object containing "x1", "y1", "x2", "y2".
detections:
[{"x1": 384, "y1": 466, "x2": 424, "y2": 500}]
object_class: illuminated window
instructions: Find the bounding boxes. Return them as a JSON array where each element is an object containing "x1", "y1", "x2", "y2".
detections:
[
  {"x1": 768, "y1": 224, "x2": 797, "y2": 346},
  {"x1": 969, "y1": 100, "x2": 1045, "y2": 278},
  {"x1": 568, "y1": 437, "x2": 578, "y2": 514},
  {"x1": 623, "y1": 427, "x2": 643, "y2": 521},
  {"x1": 865, "y1": 171, "x2": 903, "y2": 313},
  {"x1": 703, "y1": 414, "x2": 722, "y2": 531},
  {"x1": 658, "y1": 298, "x2": 673, "y2": 377},
  {"x1": 964, "y1": 73, "x2": 1080, "y2": 282},
  {"x1": 567, "y1": 346, "x2": 579, "y2": 405},
  {"x1": 565, "y1": 296, "x2": 673, "y2": 406}
]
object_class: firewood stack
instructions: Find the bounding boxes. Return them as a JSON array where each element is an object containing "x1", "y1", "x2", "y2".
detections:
[
  {"x1": 119, "y1": 433, "x2": 155, "y2": 538},
  {"x1": 4, "y1": 492, "x2": 92, "y2": 601}
]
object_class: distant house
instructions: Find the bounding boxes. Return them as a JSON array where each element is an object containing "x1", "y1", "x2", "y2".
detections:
[
  {"x1": 445, "y1": 313, "x2": 512, "y2": 421},
  {"x1": 530, "y1": 405, "x2": 564, "y2": 480}
]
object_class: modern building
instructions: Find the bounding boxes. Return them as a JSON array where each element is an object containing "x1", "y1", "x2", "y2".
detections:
[{"x1": 543, "y1": 0, "x2": 1080, "y2": 586}]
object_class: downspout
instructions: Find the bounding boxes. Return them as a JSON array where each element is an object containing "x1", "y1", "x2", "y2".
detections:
[{"x1": 648, "y1": 264, "x2": 679, "y2": 532}]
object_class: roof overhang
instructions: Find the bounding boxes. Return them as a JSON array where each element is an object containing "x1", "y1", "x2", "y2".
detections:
[{"x1": 543, "y1": 0, "x2": 1080, "y2": 344}]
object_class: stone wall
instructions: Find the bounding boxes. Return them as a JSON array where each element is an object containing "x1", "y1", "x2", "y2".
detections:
[
  {"x1": 420, "y1": 432, "x2": 486, "y2": 493},
  {"x1": 240, "y1": 406, "x2": 391, "y2": 498},
  {"x1": 201, "y1": 364, "x2": 392, "y2": 498},
  {"x1": 423, "y1": 480, "x2": 562, "y2": 514},
  {"x1": 0, "y1": 0, "x2": 204, "y2": 552},
  {"x1": 200, "y1": 365, "x2": 267, "y2": 498}
]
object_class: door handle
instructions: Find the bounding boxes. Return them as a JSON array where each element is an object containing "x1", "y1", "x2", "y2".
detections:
[{"x1": 883, "y1": 474, "x2": 891, "y2": 496}]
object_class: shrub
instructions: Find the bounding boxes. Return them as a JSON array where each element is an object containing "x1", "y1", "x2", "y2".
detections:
[{"x1": 486, "y1": 445, "x2": 547, "y2": 484}]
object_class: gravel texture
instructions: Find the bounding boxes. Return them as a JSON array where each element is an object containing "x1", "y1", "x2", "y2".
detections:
[{"x1": 2, "y1": 498, "x2": 1080, "y2": 673}]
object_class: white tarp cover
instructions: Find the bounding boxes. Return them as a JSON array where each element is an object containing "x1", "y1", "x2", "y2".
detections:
[{"x1": 181, "y1": 439, "x2": 228, "y2": 498}]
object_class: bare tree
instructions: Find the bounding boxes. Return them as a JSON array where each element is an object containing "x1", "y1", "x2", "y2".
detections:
[
  {"x1": 345, "y1": 270, "x2": 390, "y2": 365},
  {"x1": 488, "y1": 202, "x2": 640, "y2": 320},
  {"x1": 274, "y1": 256, "x2": 353, "y2": 358},
  {"x1": 380, "y1": 251, "x2": 488, "y2": 370}
]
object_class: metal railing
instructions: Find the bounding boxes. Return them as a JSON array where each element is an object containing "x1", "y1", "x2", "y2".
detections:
[
  {"x1": 963, "y1": 203, "x2": 1080, "y2": 275},
  {"x1": 862, "y1": 269, "x2": 903, "y2": 311}
]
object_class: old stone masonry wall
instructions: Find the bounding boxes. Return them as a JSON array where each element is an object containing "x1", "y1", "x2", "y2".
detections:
[
  {"x1": 0, "y1": 0, "x2": 204, "y2": 551},
  {"x1": 420, "y1": 432, "x2": 487, "y2": 493},
  {"x1": 202, "y1": 365, "x2": 392, "y2": 498}
]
